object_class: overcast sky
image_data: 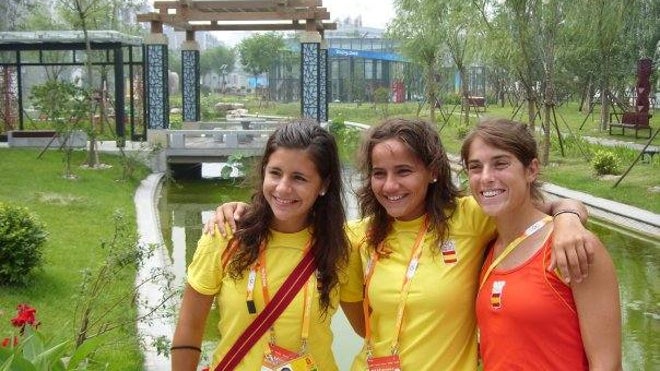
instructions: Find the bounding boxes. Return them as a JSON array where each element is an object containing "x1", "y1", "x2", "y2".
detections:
[{"x1": 325, "y1": 0, "x2": 395, "y2": 29}]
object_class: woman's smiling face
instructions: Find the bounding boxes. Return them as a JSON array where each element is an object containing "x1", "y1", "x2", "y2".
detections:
[
  {"x1": 262, "y1": 148, "x2": 326, "y2": 233},
  {"x1": 466, "y1": 137, "x2": 538, "y2": 218},
  {"x1": 370, "y1": 139, "x2": 435, "y2": 221}
]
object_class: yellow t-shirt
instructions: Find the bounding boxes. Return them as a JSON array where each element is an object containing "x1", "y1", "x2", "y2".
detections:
[
  {"x1": 187, "y1": 228, "x2": 341, "y2": 370},
  {"x1": 346, "y1": 196, "x2": 496, "y2": 371}
]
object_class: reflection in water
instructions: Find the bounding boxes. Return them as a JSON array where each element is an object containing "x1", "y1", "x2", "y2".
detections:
[
  {"x1": 588, "y1": 222, "x2": 659, "y2": 370},
  {"x1": 160, "y1": 176, "x2": 659, "y2": 370}
]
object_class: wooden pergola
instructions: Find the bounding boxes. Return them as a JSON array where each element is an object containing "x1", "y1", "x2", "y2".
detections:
[
  {"x1": 137, "y1": 1, "x2": 336, "y2": 131},
  {"x1": 137, "y1": 0, "x2": 336, "y2": 33}
]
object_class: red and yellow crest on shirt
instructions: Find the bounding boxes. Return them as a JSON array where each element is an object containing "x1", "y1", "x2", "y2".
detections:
[
  {"x1": 490, "y1": 280, "x2": 506, "y2": 309},
  {"x1": 439, "y1": 239, "x2": 458, "y2": 264}
]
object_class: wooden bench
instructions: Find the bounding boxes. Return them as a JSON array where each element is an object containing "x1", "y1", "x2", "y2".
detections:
[
  {"x1": 462, "y1": 96, "x2": 486, "y2": 112},
  {"x1": 641, "y1": 147, "x2": 659, "y2": 163},
  {"x1": 609, "y1": 112, "x2": 652, "y2": 139}
]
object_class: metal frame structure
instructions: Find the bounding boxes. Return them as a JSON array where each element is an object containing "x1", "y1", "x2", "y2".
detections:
[{"x1": 0, "y1": 31, "x2": 145, "y2": 141}]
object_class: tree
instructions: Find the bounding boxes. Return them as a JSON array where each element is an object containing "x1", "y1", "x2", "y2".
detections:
[
  {"x1": 29, "y1": 80, "x2": 87, "y2": 178},
  {"x1": 0, "y1": 0, "x2": 38, "y2": 31},
  {"x1": 539, "y1": 0, "x2": 561, "y2": 165},
  {"x1": 200, "y1": 45, "x2": 235, "y2": 93},
  {"x1": 562, "y1": 0, "x2": 658, "y2": 130},
  {"x1": 56, "y1": 0, "x2": 147, "y2": 167},
  {"x1": 389, "y1": 0, "x2": 443, "y2": 123},
  {"x1": 238, "y1": 32, "x2": 285, "y2": 98},
  {"x1": 434, "y1": 0, "x2": 481, "y2": 126}
]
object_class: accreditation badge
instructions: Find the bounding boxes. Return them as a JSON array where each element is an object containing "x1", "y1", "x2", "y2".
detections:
[
  {"x1": 261, "y1": 344, "x2": 318, "y2": 371},
  {"x1": 367, "y1": 354, "x2": 402, "y2": 371},
  {"x1": 261, "y1": 344, "x2": 298, "y2": 370},
  {"x1": 276, "y1": 353, "x2": 318, "y2": 371}
]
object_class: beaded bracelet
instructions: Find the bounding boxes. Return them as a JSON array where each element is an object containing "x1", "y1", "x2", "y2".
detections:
[{"x1": 170, "y1": 345, "x2": 202, "y2": 352}]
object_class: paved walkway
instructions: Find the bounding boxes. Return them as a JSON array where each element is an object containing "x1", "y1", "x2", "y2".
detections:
[
  {"x1": 134, "y1": 173, "x2": 171, "y2": 370},
  {"x1": 582, "y1": 135, "x2": 658, "y2": 153}
]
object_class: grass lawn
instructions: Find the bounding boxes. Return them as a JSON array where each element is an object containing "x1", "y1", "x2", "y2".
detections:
[{"x1": 0, "y1": 148, "x2": 150, "y2": 370}]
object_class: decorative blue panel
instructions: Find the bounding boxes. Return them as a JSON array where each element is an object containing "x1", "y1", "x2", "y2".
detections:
[
  {"x1": 145, "y1": 44, "x2": 169, "y2": 129},
  {"x1": 301, "y1": 42, "x2": 319, "y2": 121},
  {"x1": 319, "y1": 49, "x2": 328, "y2": 122},
  {"x1": 181, "y1": 50, "x2": 200, "y2": 122}
]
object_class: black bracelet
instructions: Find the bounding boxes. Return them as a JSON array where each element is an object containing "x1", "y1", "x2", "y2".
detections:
[
  {"x1": 552, "y1": 210, "x2": 581, "y2": 219},
  {"x1": 170, "y1": 345, "x2": 202, "y2": 352}
]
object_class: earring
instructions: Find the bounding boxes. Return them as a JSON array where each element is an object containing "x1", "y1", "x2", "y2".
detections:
[
  {"x1": 319, "y1": 191, "x2": 326, "y2": 196},
  {"x1": 431, "y1": 178, "x2": 437, "y2": 183}
]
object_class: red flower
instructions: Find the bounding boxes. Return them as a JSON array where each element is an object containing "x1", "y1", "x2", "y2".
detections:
[
  {"x1": 1, "y1": 336, "x2": 19, "y2": 347},
  {"x1": 10, "y1": 304, "x2": 40, "y2": 334}
]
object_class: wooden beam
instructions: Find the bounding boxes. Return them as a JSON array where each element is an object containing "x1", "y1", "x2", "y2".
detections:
[
  {"x1": 166, "y1": 9, "x2": 330, "y2": 22},
  {"x1": 175, "y1": 21, "x2": 336, "y2": 32},
  {"x1": 153, "y1": 0, "x2": 323, "y2": 11},
  {"x1": 140, "y1": 0, "x2": 336, "y2": 31},
  {"x1": 137, "y1": 13, "x2": 163, "y2": 22}
]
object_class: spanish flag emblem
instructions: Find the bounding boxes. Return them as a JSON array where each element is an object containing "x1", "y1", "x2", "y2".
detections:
[
  {"x1": 440, "y1": 240, "x2": 458, "y2": 264},
  {"x1": 490, "y1": 280, "x2": 506, "y2": 309}
]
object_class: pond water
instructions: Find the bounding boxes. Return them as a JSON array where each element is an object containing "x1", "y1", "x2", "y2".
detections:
[{"x1": 159, "y1": 170, "x2": 659, "y2": 370}]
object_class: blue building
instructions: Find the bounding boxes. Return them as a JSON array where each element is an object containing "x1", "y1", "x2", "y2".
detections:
[{"x1": 268, "y1": 19, "x2": 417, "y2": 103}]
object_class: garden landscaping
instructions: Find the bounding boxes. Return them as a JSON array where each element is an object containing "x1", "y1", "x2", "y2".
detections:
[{"x1": 0, "y1": 149, "x2": 151, "y2": 369}]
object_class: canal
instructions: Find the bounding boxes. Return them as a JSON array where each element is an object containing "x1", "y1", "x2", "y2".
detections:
[{"x1": 158, "y1": 171, "x2": 659, "y2": 370}]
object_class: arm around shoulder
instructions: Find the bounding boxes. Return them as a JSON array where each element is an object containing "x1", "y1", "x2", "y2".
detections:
[
  {"x1": 545, "y1": 198, "x2": 597, "y2": 282},
  {"x1": 570, "y1": 238, "x2": 622, "y2": 371}
]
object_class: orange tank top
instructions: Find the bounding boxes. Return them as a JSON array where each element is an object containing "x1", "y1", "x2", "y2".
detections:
[{"x1": 476, "y1": 235, "x2": 588, "y2": 370}]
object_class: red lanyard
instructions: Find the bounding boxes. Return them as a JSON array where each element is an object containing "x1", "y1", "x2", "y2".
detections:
[
  {"x1": 246, "y1": 241, "x2": 313, "y2": 349},
  {"x1": 363, "y1": 217, "x2": 429, "y2": 357}
]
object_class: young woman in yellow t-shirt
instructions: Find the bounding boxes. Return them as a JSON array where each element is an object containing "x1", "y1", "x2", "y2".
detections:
[{"x1": 171, "y1": 121, "x2": 352, "y2": 371}]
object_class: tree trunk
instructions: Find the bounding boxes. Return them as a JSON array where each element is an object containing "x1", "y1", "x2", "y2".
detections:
[
  {"x1": 425, "y1": 64, "x2": 436, "y2": 124},
  {"x1": 600, "y1": 82, "x2": 610, "y2": 131},
  {"x1": 579, "y1": 78, "x2": 593, "y2": 113},
  {"x1": 499, "y1": 80, "x2": 506, "y2": 107},
  {"x1": 542, "y1": 79, "x2": 553, "y2": 166},
  {"x1": 540, "y1": 0, "x2": 559, "y2": 166},
  {"x1": 527, "y1": 92, "x2": 536, "y2": 131},
  {"x1": 74, "y1": 0, "x2": 99, "y2": 168},
  {"x1": 459, "y1": 66, "x2": 470, "y2": 126}
]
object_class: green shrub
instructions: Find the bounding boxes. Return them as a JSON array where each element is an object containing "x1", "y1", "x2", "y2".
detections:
[
  {"x1": 0, "y1": 204, "x2": 48, "y2": 286},
  {"x1": 591, "y1": 150, "x2": 620, "y2": 175},
  {"x1": 169, "y1": 114, "x2": 183, "y2": 130},
  {"x1": 327, "y1": 117, "x2": 346, "y2": 134},
  {"x1": 441, "y1": 92, "x2": 462, "y2": 106},
  {"x1": 327, "y1": 118, "x2": 362, "y2": 164},
  {"x1": 456, "y1": 124, "x2": 470, "y2": 139}
]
